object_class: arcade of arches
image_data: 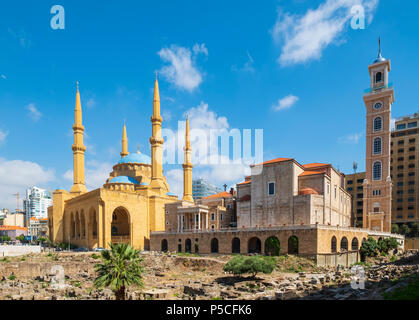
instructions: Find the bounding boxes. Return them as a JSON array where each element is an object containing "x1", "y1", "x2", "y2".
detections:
[{"x1": 150, "y1": 225, "x2": 397, "y2": 256}]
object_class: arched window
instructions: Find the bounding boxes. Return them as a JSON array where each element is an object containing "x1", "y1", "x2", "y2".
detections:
[
  {"x1": 375, "y1": 71, "x2": 382, "y2": 83},
  {"x1": 373, "y1": 137, "x2": 382, "y2": 155},
  {"x1": 351, "y1": 238, "x2": 359, "y2": 251},
  {"x1": 340, "y1": 237, "x2": 348, "y2": 252},
  {"x1": 331, "y1": 236, "x2": 337, "y2": 253},
  {"x1": 373, "y1": 117, "x2": 382, "y2": 132},
  {"x1": 373, "y1": 161, "x2": 382, "y2": 181}
]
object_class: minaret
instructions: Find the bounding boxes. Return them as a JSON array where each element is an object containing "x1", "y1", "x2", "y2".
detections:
[
  {"x1": 70, "y1": 82, "x2": 88, "y2": 194},
  {"x1": 182, "y1": 115, "x2": 194, "y2": 202},
  {"x1": 120, "y1": 121, "x2": 129, "y2": 158},
  {"x1": 149, "y1": 74, "x2": 168, "y2": 191},
  {"x1": 362, "y1": 38, "x2": 393, "y2": 232}
]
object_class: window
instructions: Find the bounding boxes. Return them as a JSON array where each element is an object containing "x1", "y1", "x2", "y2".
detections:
[
  {"x1": 347, "y1": 187, "x2": 353, "y2": 191},
  {"x1": 374, "y1": 102, "x2": 382, "y2": 110},
  {"x1": 408, "y1": 121, "x2": 417, "y2": 128},
  {"x1": 373, "y1": 137, "x2": 382, "y2": 155},
  {"x1": 409, "y1": 138, "x2": 416, "y2": 143},
  {"x1": 347, "y1": 180, "x2": 353, "y2": 185},
  {"x1": 397, "y1": 190, "x2": 403, "y2": 195},
  {"x1": 357, "y1": 186, "x2": 363, "y2": 190},
  {"x1": 375, "y1": 72, "x2": 382, "y2": 83},
  {"x1": 398, "y1": 148, "x2": 404, "y2": 153},
  {"x1": 373, "y1": 117, "x2": 382, "y2": 132},
  {"x1": 397, "y1": 124, "x2": 406, "y2": 130},
  {"x1": 357, "y1": 201, "x2": 363, "y2": 206},
  {"x1": 397, "y1": 182, "x2": 404, "y2": 187},
  {"x1": 211, "y1": 213, "x2": 215, "y2": 221},
  {"x1": 397, "y1": 165, "x2": 404, "y2": 170},
  {"x1": 357, "y1": 193, "x2": 363, "y2": 198},
  {"x1": 334, "y1": 186, "x2": 337, "y2": 199},
  {"x1": 409, "y1": 181, "x2": 415, "y2": 185},
  {"x1": 373, "y1": 161, "x2": 382, "y2": 181},
  {"x1": 409, "y1": 189, "x2": 415, "y2": 194},
  {"x1": 268, "y1": 182, "x2": 275, "y2": 195},
  {"x1": 409, "y1": 164, "x2": 415, "y2": 168},
  {"x1": 408, "y1": 197, "x2": 415, "y2": 202},
  {"x1": 409, "y1": 155, "x2": 415, "y2": 160},
  {"x1": 357, "y1": 179, "x2": 364, "y2": 184},
  {"x1": 372, "y1": 189, "x2": 381, "y2": 196},
  {"x1": 409, "y1": 147, "x2": 415, "y2": 151},
  {"x1": 220, "y1": 213, "x2": 223, "y2": 221}
]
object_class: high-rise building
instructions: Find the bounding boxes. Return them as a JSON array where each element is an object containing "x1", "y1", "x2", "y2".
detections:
[
  {"x1": 344, "y1": 172, "x2": 366, "y2": 227},
  {"x1": 23, "y1": 186, "x2": 52, "y2": 220},
  {"x1": 362, "y1": 41, "x2": 393, "y2": 232},
  {"x1": 192, "y1": 178, "x2": 222, "y2": 201},
  {"x1": 391, "y1": 113, "x2": 419, "y2": 225}
]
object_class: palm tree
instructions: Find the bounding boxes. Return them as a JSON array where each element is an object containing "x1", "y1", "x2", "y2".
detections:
[{"x1": 94, "y1": 243, "x2": 144, "y2": 300}]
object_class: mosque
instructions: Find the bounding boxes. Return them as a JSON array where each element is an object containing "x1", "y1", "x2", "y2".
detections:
[{"x1": 47, "y1": 77, "x2": 180, "y2": 250}]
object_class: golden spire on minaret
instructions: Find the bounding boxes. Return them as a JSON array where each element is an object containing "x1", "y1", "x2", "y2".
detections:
[
  {"x1": 149, "y1": 73, "x2": 168, "y2": 192},
  {"x1": 182, "y1": 114, "x2": 194, "y2": 202},
  {"x1": 70, "y1": 81, "x2": 87, "y2": 194},
  {"x1": 120, "y1": 120, "x2": 129, "y2": 158}
]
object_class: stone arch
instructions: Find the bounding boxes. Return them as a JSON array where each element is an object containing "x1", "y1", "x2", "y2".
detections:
[
  {"x1": 265, "y1": 236, "x2": 280, "y2": 256},
  {"x1": 248, "y1": 237, "x2": 261, "y2": 254},
  {"x1": 331, "y1": 236, "x2": 337, "y2": 253},
  {"x1": 80, "y1": 210, "x2": 86, "y2": 239},
  {"x1": 75, "y1": 211, "x2": 81, "y2": 239},
  {"x1": 232, "y1": 237, "x2": 240, "y2": 254},
  {"x1": 161, "y1": 239, "x2": 168, "y2": 252},
  {"x1": 211, "y1": 238, "x2": 219, "y2": 253},
  {"x1": 111, "y1": 206, "x2": 130, "y2": 244},
  {"x1": 70, "y1": 212, "x2": 75, "y2": 239},
  {"x1": 351, "y1": 237, "x2": 359, "y2": 251},
  {"x1": 288, "y1": 236, "x2": 299, "y2": 254},
  {"x1": 340, "y1": 237, "x2": 348, "y2": 252},
  {"x1": 89, "y1": 207, "x2": 98, "y2": 239},
  {"x1": 185, "y1": 238, "x2": 192, "y2": 253},
  {"x1": 362, "y1": 237, "x2": 367, "y2": 243}
]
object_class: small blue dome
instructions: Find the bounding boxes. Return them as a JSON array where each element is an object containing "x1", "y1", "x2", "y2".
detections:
[
  {"x1": 118, "y1": 151, "x2": 151, "y2": 165},
  {"x1": 166, "y1": 192, "x2": 177, "y2": 197},
  {"x1": 109, "y1": 176, "x2": 139, "y2": 184}
]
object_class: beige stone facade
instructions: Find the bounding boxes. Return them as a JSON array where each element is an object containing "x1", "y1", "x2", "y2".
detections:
[
  {"x1": 236, "y1": 159, "x2": 351, "y2": 228},
  {"x1": 345, "y1": 172, "x2": 366, "y2": 227}
]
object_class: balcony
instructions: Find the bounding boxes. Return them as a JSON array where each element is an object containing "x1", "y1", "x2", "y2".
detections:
[{"x1": 364, "y1": 82, "x2": 393, "y2": 94}]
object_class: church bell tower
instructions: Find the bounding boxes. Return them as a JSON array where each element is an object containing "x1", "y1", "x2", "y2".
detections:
[{"x1": 362, "y1": 39, "x2": 394, "y2": 232}]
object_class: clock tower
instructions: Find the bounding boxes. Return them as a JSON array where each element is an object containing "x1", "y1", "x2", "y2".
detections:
[{"x1": 362, "y1": 39, "x2": 394, "y2": 232}]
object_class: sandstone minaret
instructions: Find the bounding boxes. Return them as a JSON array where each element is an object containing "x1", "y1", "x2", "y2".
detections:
[
  {"x1": 120, "y1": 121, "x2": 129, "y2": 158},
  {"x1": 70, "y1": 82, "x2": 88, "y2": 194},
  {"x1": 362, "y1": 38, "x2": 393, "y2": 232},
  {"x1": 182, "y1": 115, "x2": 194, "y2": 202},
  {"x1": 149, "y1": 74, "x2": 168, "y2": 191}
]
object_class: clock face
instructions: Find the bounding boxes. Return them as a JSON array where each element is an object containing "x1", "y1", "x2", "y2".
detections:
[{"x1": 374, "y1": 102, "x2": 382, "y2": 110}]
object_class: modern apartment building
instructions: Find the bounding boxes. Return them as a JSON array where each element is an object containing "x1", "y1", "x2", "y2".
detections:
[
  {"x1": 23, "y1": 187, "x2": 52, "y2": 220},
  {"x1": 390, "y1": 113, "x2": 419, "y2": 225},
  {"x1": 345, "y1": 113, "x2": 419, "y2": 228},
  {"x1": 192, "y1": 178, "x2": 223, "y2": 201},
  {"x1": 344, "y1": 172, "x2": 366, "y2": 227}
]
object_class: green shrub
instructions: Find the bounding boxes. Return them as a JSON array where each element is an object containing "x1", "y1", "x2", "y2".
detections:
[
  {"x1": 224, "y1": 255, "x2": 275, "y2": 277},
  {"x1": 378, "y1": 237, "x2": 399, "y2": 254},
  {"x1": 360, "y1": 237, "x2": 378, "y2": 261},
  {"x1": 391, "y1": 224, "x2": 399, "y2": 234}
]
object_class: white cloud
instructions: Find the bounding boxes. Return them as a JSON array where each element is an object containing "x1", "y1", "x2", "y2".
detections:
[
  {"x1": 158, "y1": 43, "x2": 207, "y2": 92},
  {"x1": 26, "y1": 103, "x2": 42, "y2": 121},
  {"x1": 192, "y1": 43, "x2": 208, "y2": 56},
  {"x1": 0, "y1": 158, "x2": 55, "y2": 209},
  {"x1": 272, "y1": 0, "x2": 379, "y2": 66},
  {"x1": 166, "y1": 169, "x2": 183, "y2": 199},
  {"x1": 338, "y1": 131, "x2": 363, "y2": 144},
  {"x1": 0, "y1": 129, "x2": 8, "y2": 144},
  {"x1": 164, "y1": 102, "x2": 252, "y2": 195},
  {"x1": 63, "y1": 160, "x2": 113, "y2": 190},
  {"x1": 272, "y1": 94, "x2": 299, "y2": 111},
  {"x1": 1, "y1": 74, "x2": 6, "y2": 79}
]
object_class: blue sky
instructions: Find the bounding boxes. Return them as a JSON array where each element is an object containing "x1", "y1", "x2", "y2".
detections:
[{"x1": 1, "y1": 0, "x2": 419, "y2": 209}]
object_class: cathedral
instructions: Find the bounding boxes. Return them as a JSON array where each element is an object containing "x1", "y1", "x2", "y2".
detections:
[{"x1": 47, "y1": 77, "x2": 180, "y2": 250}]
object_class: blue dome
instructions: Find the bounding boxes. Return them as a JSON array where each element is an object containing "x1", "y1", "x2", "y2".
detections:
[
  {"x1": 118, "y1": 151, "x2": 151, "y2": 165},
  {"x1": 109, "y1": 176, "x2": 139, "y2": 184}
]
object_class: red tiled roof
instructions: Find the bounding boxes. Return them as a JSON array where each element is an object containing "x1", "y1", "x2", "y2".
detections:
[
  {"x1": 302, "y1": 163, "x2": 330, "y2": 169},
  {"x1": 299, "y1": 187, "x2": 319, "y2": 195},
  {"x1": 299, "y1": 170, "x2": 325, "y2": 177},
  {"x1": 201, "y1": 191, "x2": 233, "y2": 200},
  {"x1": 0, "y1": 225, "x2": 27, "y2": 231},
  {"x1": 237, "y1": 180, "x2": 252, "y2": 186}
]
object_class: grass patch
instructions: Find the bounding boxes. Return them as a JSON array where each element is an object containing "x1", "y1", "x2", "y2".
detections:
[
  {"x1": 383, "y1": 275, "x2": 419, "y2": 300},
  {"x1": 8, "y1": 275, "x2": 16, "y2": 281},
  {"x1": 175, "y1": 252, "x2": 199, "y2": 257}
]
